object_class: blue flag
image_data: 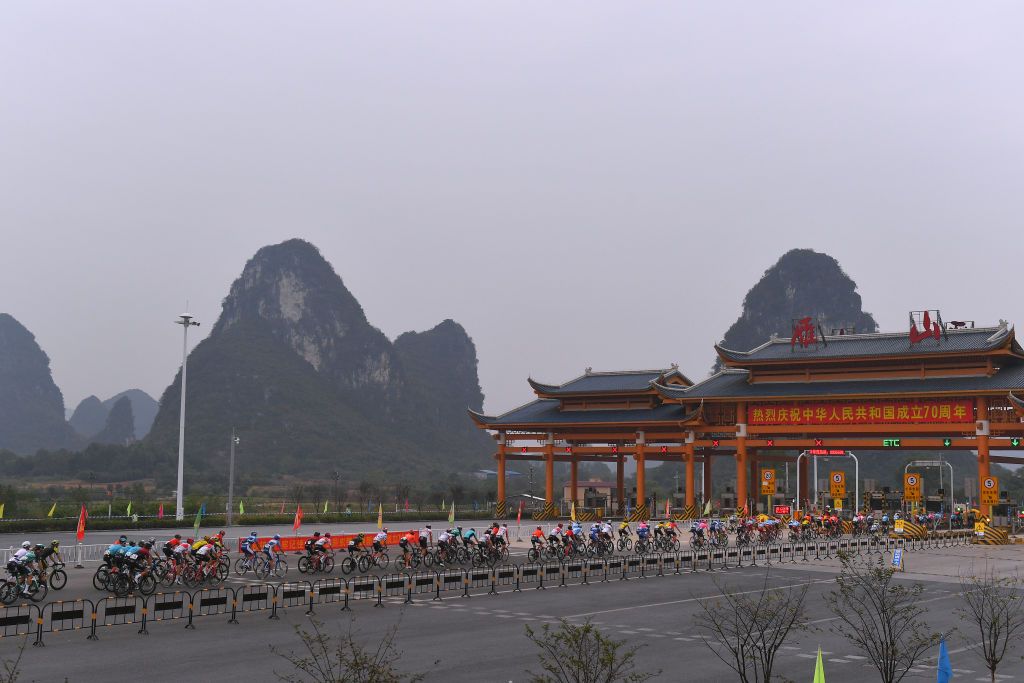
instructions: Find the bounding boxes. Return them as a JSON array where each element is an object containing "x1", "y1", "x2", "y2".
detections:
[{"x1": 936, "y1": 637, "x2": 952, "y2": 683}]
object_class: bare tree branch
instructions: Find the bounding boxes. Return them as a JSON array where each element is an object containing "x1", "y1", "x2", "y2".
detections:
[{"x1": 957, "y1": 568, "x2": 1024, "y2": 683}]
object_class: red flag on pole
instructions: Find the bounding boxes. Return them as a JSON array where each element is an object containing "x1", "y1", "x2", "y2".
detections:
[
  {"x1": 76, "y1": 505, "x2": 87, "y2": 542},
  {"x1": 665, "y1": 498, "x2": 671, "y2": 519},
  {"x1": 404, "y1": 499, "x2": 409, "y2": 512},
  {"x1": 293, "y1": 504, "x2": 303, "y2": 532},
  {"x1": 158, "y1": 503, "x2": 164, "y2": 519},
  {"x1": 517, "y1": 500, "x2": 523, "y2": 525},
  {"x1": 280, "y1": 501, "x2": 285, "y2": 514}
]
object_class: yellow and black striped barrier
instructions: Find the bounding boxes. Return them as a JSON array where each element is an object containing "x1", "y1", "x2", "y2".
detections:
[
  {"x1": 532, "y1": 502, "x2": 558, "y2": 521},
  {"x1": 974, "y1": 524, "x2": 1009, "y2": 545},
  {"x1": 627, "y1": 503, "x2": 650, "y2": 522}
]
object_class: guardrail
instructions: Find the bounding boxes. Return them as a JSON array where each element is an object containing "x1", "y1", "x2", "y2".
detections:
[{"x1": 4, "y1": 530, "x2": 976, "y2": 647}]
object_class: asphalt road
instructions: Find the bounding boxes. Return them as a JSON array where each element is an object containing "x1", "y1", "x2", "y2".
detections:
[{"x1": 3, "y1": 545, "x2": 1021, "y2": 683}]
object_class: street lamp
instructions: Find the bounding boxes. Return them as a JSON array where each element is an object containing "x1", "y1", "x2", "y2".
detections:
[
  {"x1": 174, "y1": 313, "x2": 200, "y2": 521},
  {"x1": 227, "y1": 429, "x2": 239, "y2": 527}
]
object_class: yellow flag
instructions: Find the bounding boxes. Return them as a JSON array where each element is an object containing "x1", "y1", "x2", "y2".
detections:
[
  {"x1": 703, "y1": 501, "x2": 712, "y2": 515},
  {"x1": 323, "y1": 500, "x2": 328, "y2": 514},
  {"x1": 571, "y1": 501, "x2": 577, "y2": 522},
  {"x1": 126, "y1": 501, "x2": 132, "y2": 516},
  {"x1": 239, "y1": 500, "x2": 245, "y2": 515},
  {"x1": 441, "y1": 499, "x2": 445, "y2": 511},
  {"x1": 448, "y1": 500, "x2": 455, "y2": 525},
  {"x1": 47, "y1": 503, "x2": 56, "y2": 518},
  {"x1": 813, "y1": 646, "x2": 825, "y2": 682},
  {"x1": 377, "y1": 503, "x2": 383, "y2": 530},
  {"x1": 0, "y1": 503, "x2": 5, "y2": 519}
]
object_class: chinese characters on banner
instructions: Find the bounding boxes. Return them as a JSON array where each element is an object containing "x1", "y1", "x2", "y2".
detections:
[{"x1": 747, "y1": 400, "x2": 973, "y2": 426}]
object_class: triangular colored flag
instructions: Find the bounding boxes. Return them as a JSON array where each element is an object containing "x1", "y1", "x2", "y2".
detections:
[
  {"x1": 936, "y1": 637, "x2": 952, "y2": 683},
  {"x1": 703, "y1": 501, "x2": 712, "y2": 515},
  {"x1": 813, "y1": 646, "x2": 825, "y2": 683},
  {"x1": 239, "y1": 500, "x2": 245, "y2": 515},
  {"x1": 571, "y1": 501, "x2": 577, "y2": 522},
  {"x1": 193, "y1": 502, "x2": 204, "y2": 537},
  {"x1": 404, "y1": 498, "x2": 409, "y2": 512},
  {"x1": 377, "y1": 503, "x2": 383, "y2": 530},
  {"x1": 158, "y1": 503, "x2": 164, "y2": 519},
  {"x1": 126, "y1": 501, "x2": 132, "y2": 516},
  {"x1": 741, "y1": 503, "x2": 748, "y2": 516},
  {"x1": 665, "y1": 498, "x2": 670, "y2": 518},
  {"x1": 323, "y1": 500, "x2": 328, "y2": 514},
  {"x1": 516, "y1": 500, "x2": 523, "y2": 525},
  {"x1": 293, "y1": 504, "x2": 303, "y2": 532},
  {"x1": 47, "y1": 502, "x2": 56, "y2": 518},
  {"x1": 448, "y1": 500, "x2": 455, "y2": 526},
  {"x1": 0, "y1": 503, "x2": 5, "y2": 519},
  {"x1": 441, "y1": 499, "x2": 445, "y2": 511},
  {"x1": 76, "y1": 505, "x2": 87, "y2": 542}
]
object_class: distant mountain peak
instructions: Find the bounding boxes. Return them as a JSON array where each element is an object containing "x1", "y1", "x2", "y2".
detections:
[
  {"x1": 0, "y1": 313, "x2": 77, "y2": 453},
  {"x1": 713, "y1": 249, "x2": 878, "y2": 372}
]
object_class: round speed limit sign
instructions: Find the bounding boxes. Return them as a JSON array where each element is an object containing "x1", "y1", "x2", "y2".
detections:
[
  {"x1": 763, "y1": 471, "x2": 774, "y2": 481},
  {"x1": 832, "y1": 473, "x2": 843, "y2": 484},
  {"x1": 984, "y1": 478, "x2": 995, "y2": 489},
  {"x1": 907, "y1": 475, "x2": 918, "y2": 486}
]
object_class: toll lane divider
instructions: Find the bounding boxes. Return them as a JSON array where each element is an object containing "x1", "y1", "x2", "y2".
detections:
[{"x1": 3, "y1": 529, "x2": 975, "y2": 647}]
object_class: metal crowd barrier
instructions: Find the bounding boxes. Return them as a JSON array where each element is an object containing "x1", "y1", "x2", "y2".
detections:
[{"x1": 0, "y1": 534, "x2": 988, "y2": 646}]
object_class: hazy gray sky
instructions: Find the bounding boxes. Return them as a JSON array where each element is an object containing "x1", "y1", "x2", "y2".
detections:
[{"x1": 3, "y1": 3, "x2": 1023, "y2": 416}]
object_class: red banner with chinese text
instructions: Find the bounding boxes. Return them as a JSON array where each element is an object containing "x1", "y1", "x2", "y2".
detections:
[{"x1": 747, "y1": 400, "x2": 973, "y2": 426}]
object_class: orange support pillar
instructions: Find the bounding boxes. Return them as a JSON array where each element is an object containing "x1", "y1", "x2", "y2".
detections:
[
  {"x1": 703, "y1": 454, "x2": 713, "y2": 507},
  {"x1": 798, "y1": 455, "x2": 809, "y2": 513},
  {"x1": 735, "y1": 404, "x2": 748, "y2": 515},
  {"x1": 977, "y1": 397, "x2": 991, "y2": 516},
  {"x1": 570, "y1": 458, "x2": 578, "y2": 507},
  {"x1": 496, "y1": 436, "x2": 507, "y2": 518},
  {"x1": 616, "y1": 454, "x2": 625, "y2": 516},
  {"x1": 635, "y1": 432, "x2": 647, "y2": 518},
  {"x1": 544, "y1": 437, "x2": 555, "y2": 507},
  {"x1": 684, "y1": 444, "x2": 695, "y2": 508}
]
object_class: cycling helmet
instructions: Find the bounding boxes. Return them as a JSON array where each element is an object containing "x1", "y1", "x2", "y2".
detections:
[
  {"x1": 34, "y1": 544, "x2": 44, "y2": 551},
  {"x1": 218, "y1": 530, "x2": 225, "y2": 536},
  {"x1": 149, "y1": 538, "x2": 157, "y2": 545},
  {"x1": 313, "y1": 531, "x2": 321, "y2": 537},
  {"x1": 51, "y1": 540, "x2": 60, "y2": 547},
  {"x1": 356, "y1": 533, "x2": 365, "y2": 539},
  {"x1": 383, "y1": 527, "x2": 389, "y2": 532},
  {"x1": 21, "y1": 541, "x2": 30, "y2": 549},
  {"x1": 186, "y1": 538, "x2": 194, "y2": 544},
  {"x1": 425, "y1": 524, "x2": 431, "y2": 529},
  {"x1": 248, "y1": 532, "x2": 258, "y2": 539},
  {"x1": 118, "y1": 535, "x2": 128, "y2": 543},
  {"x1": 173, "y1": 534, "x2": 182, "y2": 540},
  {"x1": 273, "y1": 534, "x2": 281, "y2": 540},
  {"x1": 143, "y1": 542, "x2": 152, "y2": 549}
]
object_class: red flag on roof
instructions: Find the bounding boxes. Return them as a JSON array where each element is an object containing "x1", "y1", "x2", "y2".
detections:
[{"x1": 293, "y1": 504, "x2": 303, "y2": 532}]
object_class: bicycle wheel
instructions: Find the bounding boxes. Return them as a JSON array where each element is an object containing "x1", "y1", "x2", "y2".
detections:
[
  {"x1": 183, "y1": 567, "x2": 202, "y2": 589},
  {"x1": 0, "y1": 581, "x2": 18, "y2": 605},
  {"x1": 138, "y1": 574, "x2": 157, "y2": 596},
  {"x1": 27, "y1": 580, "x2": 47, "y2": 603},
  {"x1": 215, "y1": 563, "x2": 229, "y2": 583},
  {"x1": 356, "y1": 556, "x2": 370, "y2": 574},
  {"x1": 93, "y1": 568, "x2": 109, "y2": 591},
  {"x1": 322, "y1": 555, "x2": 335, "y2": 573},
  {"x1": 297, "y1": 556, "x2": 310, "y2": 574},
  {"x1": 272, "y1": 558, "x2": 288, "y2": 578},
  {"x1": 49, "y1": 569, "x2": 68, "y2": 590},
  {"x1": 421, "y1": 552, "x2": 434, "y2": 569},
  {"x1": 527, "y1": 548, "x2": 540, "y2": 563},
  {"x1": 377, "y1": 553, "x2": 390, "y2": 570},
  {"x1": 233, "y1": 557, "x2": 250, "y2": 576},
  {"x1": 254, "y1": 558, "x2": 270, "y2": 580},
  {"x1": 111, "y1": 575, "x2": 131, "y2": 598}
]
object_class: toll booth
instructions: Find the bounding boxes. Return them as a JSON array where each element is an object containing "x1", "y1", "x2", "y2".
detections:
[
  {"x1": 924, "y1": 495, "x2": 945, "y2": 513},
  {"x1": 991, "y1": 496, "x2": 1017, "y2": 527},
  {"x1": 720, "y1": 487, "x2": 736, "y2": 512}
]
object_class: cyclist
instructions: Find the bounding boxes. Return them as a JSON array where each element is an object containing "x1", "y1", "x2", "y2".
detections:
[
  {"x1": 600, "y1": 520, "x2": 613, "y2": 543},
  {"x1": 530, "y1": 526, "x2": 545, "y2": 551},
  {"x1": 372, "y1": 529, "x2": 389, "y2": 556},
  {"x1": 637, "y1": 521, "x2": 650, "y2": 544},
  {"x1": 263, "y1": 534, "x2": 283, "y2": 570},
  {"x1": 172, "y1": 538, "x2": 192, "y2": 573},
  {"x1": 313, "y1": 533, "x2": 332, "y2": 567},
  {"x1": 347, "y1": 533, "x2": 365, "y2": 556},
  {"x1": 7, "y1": 542, "x2": 35, "y2": 595},
  {"x1": 419, "y1": 525, "x2": 433, "y2": 552},
  {"x1": 494, "y1": 524, "x2": 508, "y2": 549},
  {"x1": 618, "y1": 520, "x2": 631, "y2": 539},
  {"x1": 304, "y1": 532, "x2": 322, "y2": 558},
  {"x1": 398, "y1": 530, "x2": 416, "y2": 565},
  {"x1": 240, "y1": 532, "x2": 259, "y2": 569},
  {"x1": 35, "y1": 541, "x2": 61, "y2": 583},
  {"x1": 589, "y1": 523, "x2": 601, "y2": 544},
  {"x1": 463, "y1": 527, "x2": 479, "y2": 548},
  {"x1": 163, "y1": 534, "x2": 182, "y2": 560},
  {"x1": 436, "y1": 529, "x2": 453, "y2": 566},
  {"x1": 547, "y1": 523, "x2": 564, "y2": 548}
]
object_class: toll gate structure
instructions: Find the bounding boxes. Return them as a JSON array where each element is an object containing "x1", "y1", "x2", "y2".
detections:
[{"x1": 470, "y1": 316, "x2": 1024, "y2": 520}]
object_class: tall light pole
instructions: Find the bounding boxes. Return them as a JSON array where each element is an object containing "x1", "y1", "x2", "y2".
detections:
[
  {"x1": 227, "y1": 429, "x2": 239, "y2": 527},
  {"x1": 175, "y1": 313, "x2": 200, "y2": 520}
]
